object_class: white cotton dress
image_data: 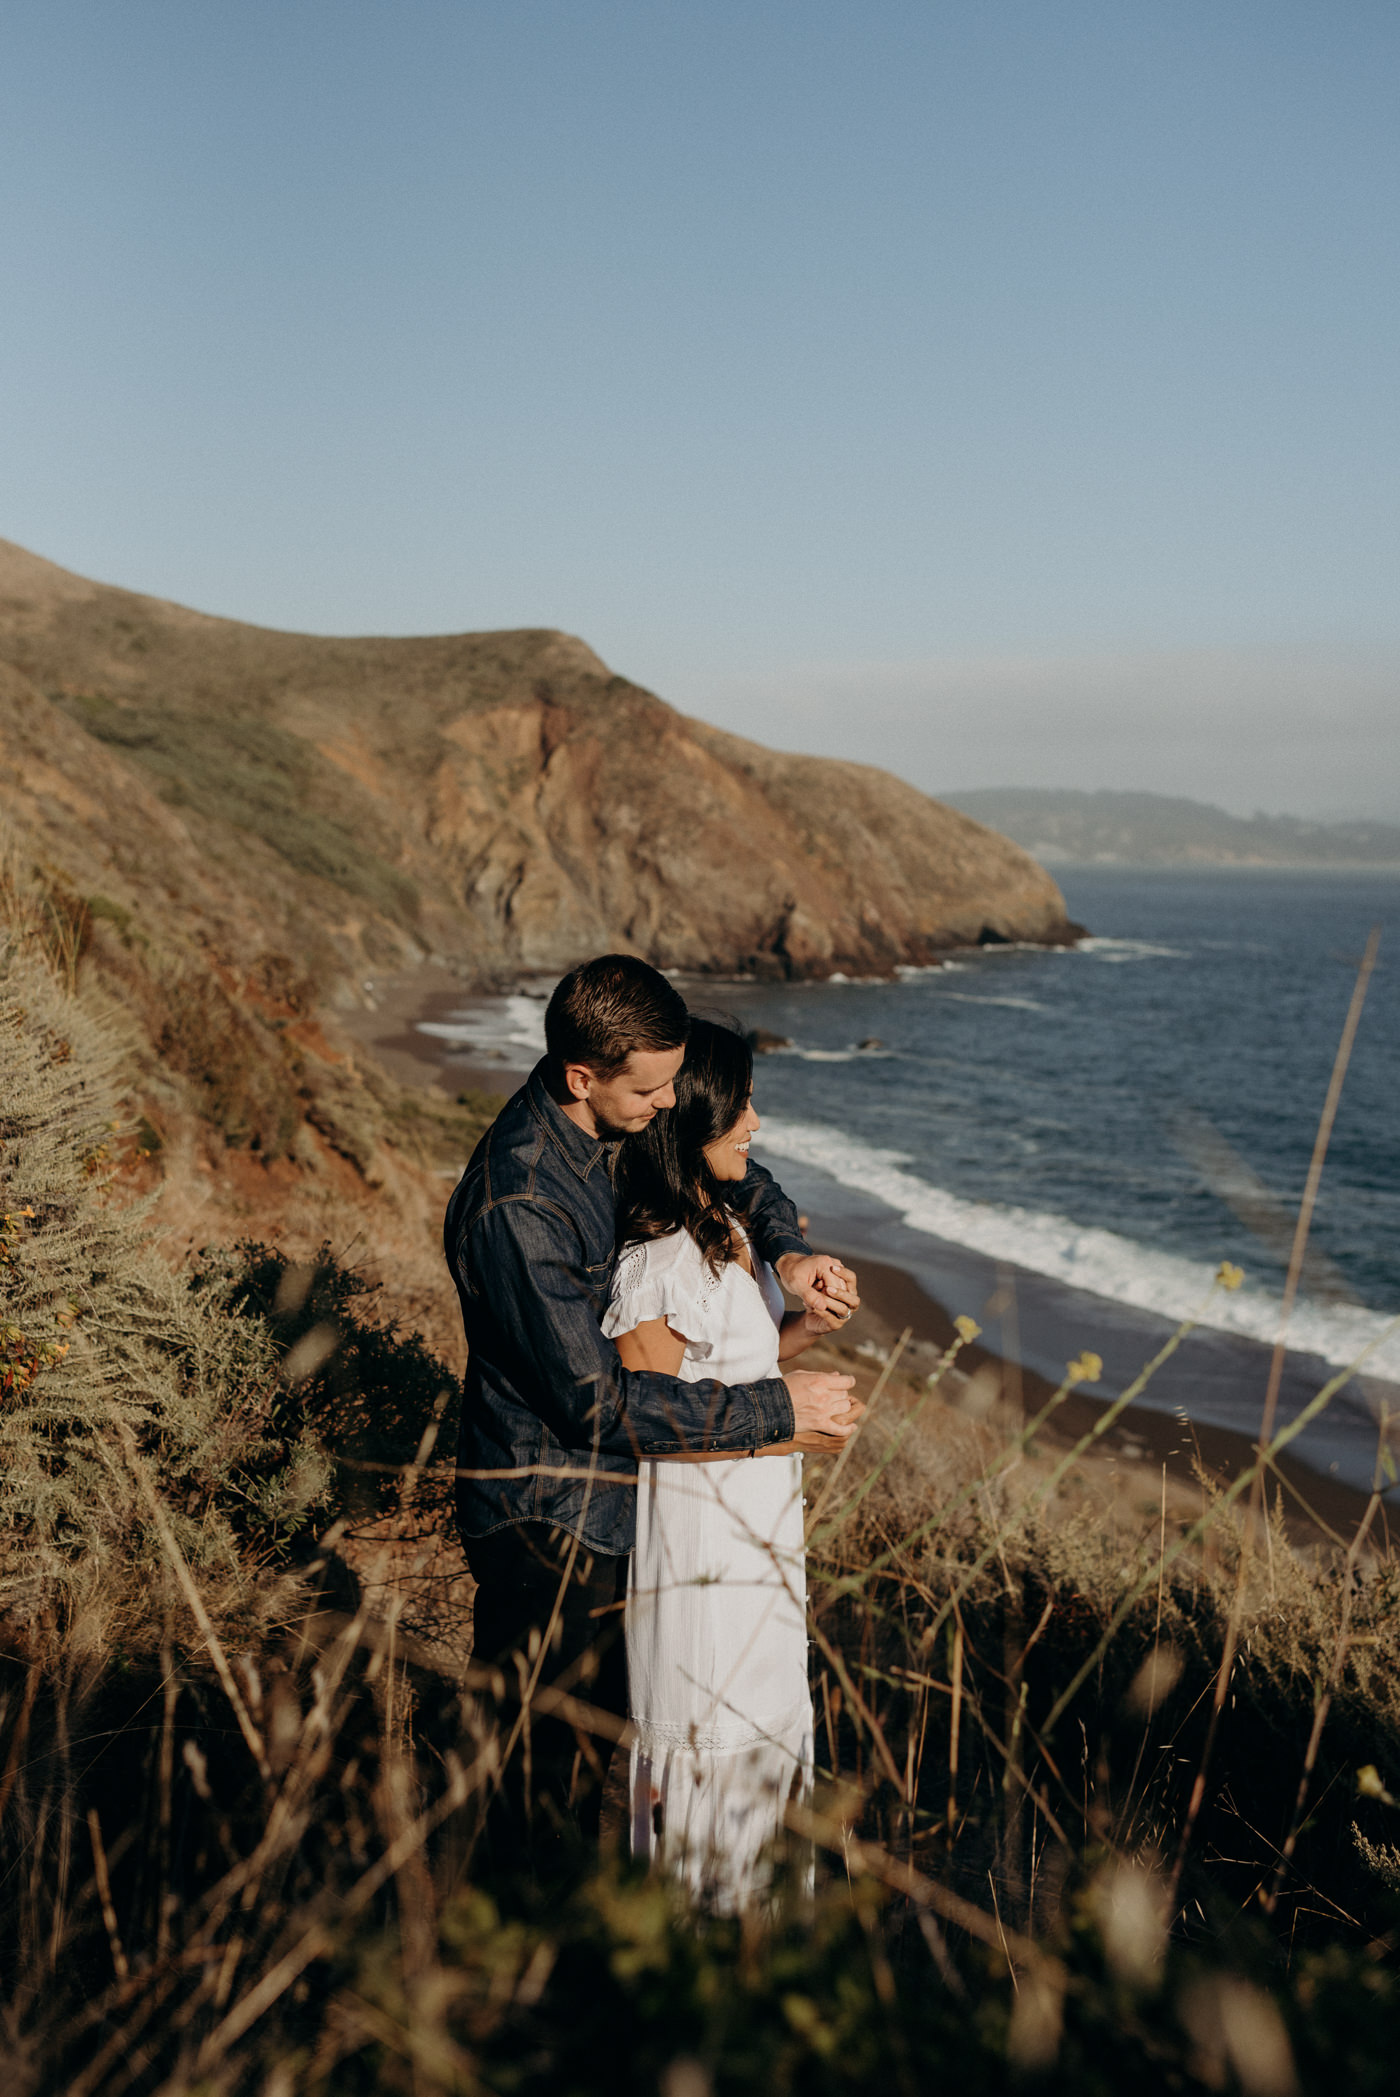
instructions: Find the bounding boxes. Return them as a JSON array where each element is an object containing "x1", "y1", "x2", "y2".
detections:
[{"x1": 602, "y1": 1229, "x2": 813, "y2": 1909}]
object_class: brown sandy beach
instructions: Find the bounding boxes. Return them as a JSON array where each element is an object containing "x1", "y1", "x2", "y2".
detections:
[{"x1": 338, "y1": 965, "x2": 523, "y2": 1097}]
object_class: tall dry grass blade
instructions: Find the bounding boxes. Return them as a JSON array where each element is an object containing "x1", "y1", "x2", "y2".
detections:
[
  {"x1": 111, "y1": 1414, "x2": 271, "y2": 1779},
  {"x1": 86, "y1": 1806, "x2": 130, "y2": 1984},
  {"x1": 1170, "y1": 927, "x2": 1380, "y2": 1900},
  {"x1": 194, "y1": 1745, "x2": 482, "y2": 2071},
  {"x1": 1041, "y1": 1317, "x2": 1400, "y2": 1743},
  {"x1": 784, "y1": 1799, "x2": 1057, "y2": 1974},
  {"x1": 156, "y1": 1643, "x2": 176, "y2": 1960},
  {"x1": 1255, "y1": 925, "x2": 1380, "y2": 1464},
  {"x1": 1265, "y1": 1409, "x2": 1389, "y2": 1913},
  {"x1": 0, "y1": 1655, "x2": 42, "y2": 1826},
  {"x1": 851, "y1": 1293, "x2": 1220, "y2": 1650},
  {"x1": 947, "y1": 1614, "x2": 965, "y2": 1838},
  {"x1": 805, "y1": 1325, "x2": 911, "y2": 1534},
  {"x1": 807, "y1": 1611, "x2": 906, "y2": 1792}
]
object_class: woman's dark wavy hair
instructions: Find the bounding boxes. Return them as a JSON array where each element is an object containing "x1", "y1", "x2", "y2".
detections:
[{"x1": 614, "y1": 1017, "x2": 753, "y2": 1275}]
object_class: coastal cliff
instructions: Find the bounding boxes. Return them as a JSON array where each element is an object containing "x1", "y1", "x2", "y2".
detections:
[
  {"x1": 0, "y1": 537, "x2": 1073, "y2": 990},
  {"x1": 0, "y1": 536, "x2": 1073, "y2": 1322}
]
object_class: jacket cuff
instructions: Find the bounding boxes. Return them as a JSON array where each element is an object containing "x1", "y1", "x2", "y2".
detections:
[
  {"x1": 750, "y1": 1374, "x2": 796, "y2": 1445},
  {"x1": 766, "y1": 1230, "x2": 813, "y2": 1262}
]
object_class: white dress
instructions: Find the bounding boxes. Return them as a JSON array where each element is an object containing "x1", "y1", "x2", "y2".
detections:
[{"x1": 602, "y1": 1229, "x2": 813, "y2": 1908}]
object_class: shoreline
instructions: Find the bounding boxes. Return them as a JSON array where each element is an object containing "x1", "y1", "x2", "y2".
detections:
[{"x1": 338, "y1": 968, "x2": 535, "y2": 1098}]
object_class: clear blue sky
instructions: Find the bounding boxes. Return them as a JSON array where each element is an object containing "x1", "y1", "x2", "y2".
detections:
[{"x1": 3, "y1": 2, "x2": 1397, "y2": 814}]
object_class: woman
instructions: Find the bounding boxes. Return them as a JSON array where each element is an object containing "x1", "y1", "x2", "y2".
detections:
[{"x1": 604, "y1": 1019, "x2": 852, "y2": 1908}]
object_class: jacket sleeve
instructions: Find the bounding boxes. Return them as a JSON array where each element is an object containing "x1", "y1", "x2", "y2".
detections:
[
  {"x1": 459, "y1": 1197, "x2": 795, "y2": 1459},
  {"x1": 732, "y1": 1158, "x2": 812, "y2": 1266}
]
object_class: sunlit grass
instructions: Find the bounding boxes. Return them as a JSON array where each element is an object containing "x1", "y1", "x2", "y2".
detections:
[{"x1": 3, "y1": 887, "x2": 1399, "y2": 2092}]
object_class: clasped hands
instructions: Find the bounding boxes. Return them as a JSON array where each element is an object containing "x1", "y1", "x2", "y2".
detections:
[{"x1": 775, "y1": 1251, "x2": 864, "y2": 1453}]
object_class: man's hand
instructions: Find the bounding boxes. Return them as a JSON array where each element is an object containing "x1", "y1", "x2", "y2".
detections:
[
  {"x1": 776, "y1": 1251, "x2": 860, "y2": 1326},
  {"x1": 784, "y1": 1366, "x2": 863, "y2": 1445}
]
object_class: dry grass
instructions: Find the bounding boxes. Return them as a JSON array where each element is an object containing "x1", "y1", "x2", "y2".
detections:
[{"x1": 4, "y1": 906, "x2": 1400, "y2": 2091}]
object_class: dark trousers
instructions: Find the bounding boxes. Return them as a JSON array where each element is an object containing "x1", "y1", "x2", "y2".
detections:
[{"x1": 463, "y1": 1519, "x2": 628, "y2": 1877}]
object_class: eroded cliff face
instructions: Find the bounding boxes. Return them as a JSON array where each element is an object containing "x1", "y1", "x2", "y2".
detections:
[{"x1": 0, "y1": 537, "x2": 1072, "y2": 990}]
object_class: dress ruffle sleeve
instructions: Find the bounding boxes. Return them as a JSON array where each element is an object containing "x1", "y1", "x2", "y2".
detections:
[{"x1": 601, "y1": 1238, "x2": 720, "y2": 1355}]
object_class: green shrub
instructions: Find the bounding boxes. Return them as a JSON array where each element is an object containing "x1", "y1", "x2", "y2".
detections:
[{"x1": 0, "y1": 952, "x2": 330, "y2": 1613}]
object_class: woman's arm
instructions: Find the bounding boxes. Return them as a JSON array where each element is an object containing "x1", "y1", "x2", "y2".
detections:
[
  {"x1": 613, "y1": 1317, "x2": 687, "y2": 1378},
  {"x1": 777, "y1": 1301, "x2": 850, "y2": 1361}
]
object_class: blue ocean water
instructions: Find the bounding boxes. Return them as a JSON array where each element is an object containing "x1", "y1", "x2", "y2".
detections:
[{"x1": 719, "y1": 869, "x2": 1399, "y2": 1327}]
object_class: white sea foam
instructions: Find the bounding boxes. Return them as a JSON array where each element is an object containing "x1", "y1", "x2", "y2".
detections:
[
  {"x1": 771, "y1": 1044, "x2": 894, "y2": 1063},
  {"x1": 777, "y1": 1048, "x2": 860, "y2": 1062},
  {"x1": 417, "y1": 993, "x2": 548, "y2": 1059},
  {"x1": 1072, "y1": 936, "x2": 1187, "y2": 963},
  {"x1": 939, "y1": 992, "x2": 1048, "y2": 1012},
  {"x1": 754, "y1": 1116, "x2": 1400, "y2": 1381}
]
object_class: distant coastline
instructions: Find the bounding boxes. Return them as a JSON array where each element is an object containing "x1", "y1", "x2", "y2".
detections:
[{"x1": 947, "y1": 787, "x2": 1400, "y2": 869}]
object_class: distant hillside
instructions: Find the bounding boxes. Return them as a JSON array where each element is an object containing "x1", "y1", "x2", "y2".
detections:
[{"x1": 946, "y1": 789, "x2": 1400, "y2": 868}]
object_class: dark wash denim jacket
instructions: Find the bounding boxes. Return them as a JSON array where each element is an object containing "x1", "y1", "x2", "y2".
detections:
[{"x1": 445, "y1": 1061, "x2": 810, "y2": 1556}]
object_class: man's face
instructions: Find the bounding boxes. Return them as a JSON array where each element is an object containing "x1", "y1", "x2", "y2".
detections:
[{"x1": 568, "y1": 1045, "x2": 685, "y2": 1138}]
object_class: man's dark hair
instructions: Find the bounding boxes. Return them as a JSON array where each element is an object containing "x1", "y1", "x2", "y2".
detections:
[
  {"x1": 613, "y1": 1017, "x2": 753, "y2": 1273},
  {"x1": 544, "y1": 954, "x2": 689, "y2": 1081}
]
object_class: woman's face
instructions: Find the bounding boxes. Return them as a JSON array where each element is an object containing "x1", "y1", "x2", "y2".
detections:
[{"x1": 702, "y1": 1092, "x2": 761, "y2": 1183}]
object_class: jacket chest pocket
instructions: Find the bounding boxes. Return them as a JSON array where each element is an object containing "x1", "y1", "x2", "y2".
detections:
[{"x1": 583, "y1": 1255, "x2": 614, "y2": 1311}]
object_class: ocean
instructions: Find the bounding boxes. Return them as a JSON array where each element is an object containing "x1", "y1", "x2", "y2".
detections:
[{"x1": 420, "y1": 869, "x2": 1400, "y2": 1495}]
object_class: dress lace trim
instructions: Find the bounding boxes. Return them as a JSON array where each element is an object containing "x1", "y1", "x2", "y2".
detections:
[{"x1": 602, "y1": 1237, "x2": 722, "y2": 1352}]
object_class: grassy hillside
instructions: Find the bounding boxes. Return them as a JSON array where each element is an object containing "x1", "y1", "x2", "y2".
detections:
[{"x1": 6, "y1": 543, "x2": 1400, "y2": 2086}]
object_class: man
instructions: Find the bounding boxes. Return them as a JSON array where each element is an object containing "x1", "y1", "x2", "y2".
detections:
[{"x1": 444, "y1": 954, "x2": 860, "y2": 1868}]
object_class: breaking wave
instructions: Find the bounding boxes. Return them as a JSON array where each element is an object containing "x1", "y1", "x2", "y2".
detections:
[{"x1": 754, "y1": 1115, "x2": 1400, "y2": 1381}]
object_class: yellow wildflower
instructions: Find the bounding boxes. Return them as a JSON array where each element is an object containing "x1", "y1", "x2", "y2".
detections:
[
  {"x1": 954, "y1": 1314, "x2": 982, "y2": 1345},
  {"x1": 1216, "y1": 1261, "x2": 1245, "y2": 1292}
]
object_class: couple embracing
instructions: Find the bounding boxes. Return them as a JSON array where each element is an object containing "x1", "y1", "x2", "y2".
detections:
[{"x1": 444, "y1": 955, "x2": 863, "y2": 1905}]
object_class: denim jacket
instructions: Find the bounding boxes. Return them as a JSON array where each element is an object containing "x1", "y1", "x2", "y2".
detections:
[{"x1": 445, "y1": 1060, "x2": 810, "y2": 1555}]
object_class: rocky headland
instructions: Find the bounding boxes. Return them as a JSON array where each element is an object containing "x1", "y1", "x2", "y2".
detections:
[
  {"x1": 0, "y1": 534, "x2": 1076, "y2": 1333},
  {"x1": 0, "y1": 537, "x2": 1074, "y2": 986}
]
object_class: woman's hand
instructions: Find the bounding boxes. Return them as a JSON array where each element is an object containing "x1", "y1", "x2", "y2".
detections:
[
  {"x1": 775, "y1": 1251, "x2": 860, "y2": 1328},
  {"x1": 777, "y1": 1296, "x2": 850, "y2": 1361}
]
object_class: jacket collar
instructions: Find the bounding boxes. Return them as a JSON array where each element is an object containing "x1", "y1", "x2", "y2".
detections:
[{"x1": 525, "y1": 1060, "x2": 616, "y2": 1184}]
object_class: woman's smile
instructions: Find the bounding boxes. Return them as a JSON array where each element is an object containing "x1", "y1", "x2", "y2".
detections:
[{"x1": 703, "y1": 1095, "x2": 762, "y2": 1182}]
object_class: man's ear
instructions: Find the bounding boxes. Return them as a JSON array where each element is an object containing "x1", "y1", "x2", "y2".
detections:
[{"x1": 561, "y1": 1061, "x2": 594, "y2": 1104}]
